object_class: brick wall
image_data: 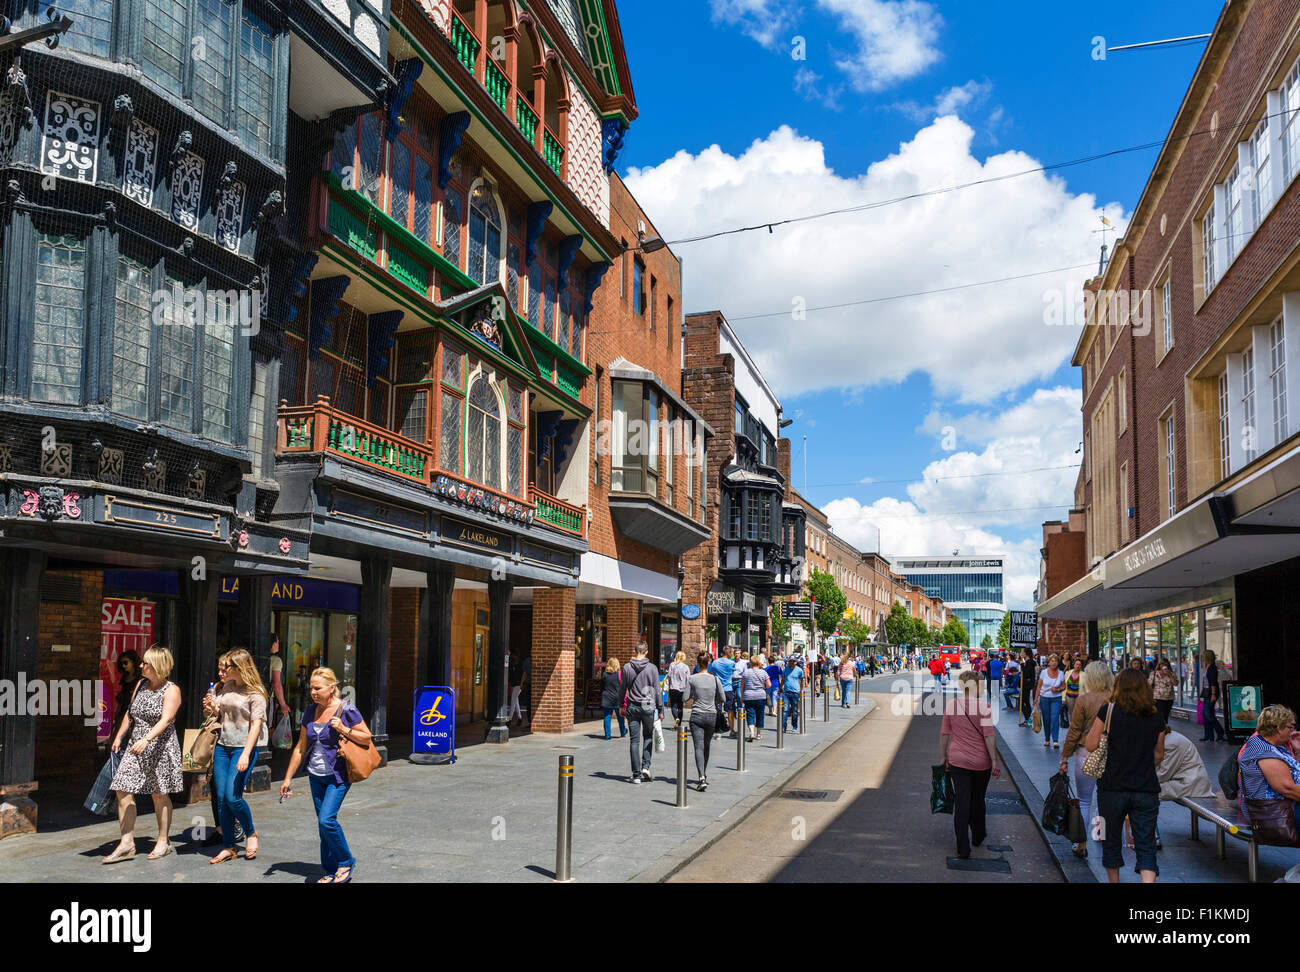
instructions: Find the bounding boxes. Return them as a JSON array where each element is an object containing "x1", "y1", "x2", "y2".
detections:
[
  {"x1": 387, "y1": 587, "x2": 420, "y2": 733},
  {"x1": 606, "y1": 598, "x2": 641, "y2": 666},
  {"x1": 1041, "y1": 619, "x2": 1088, "y2": 659},
  {"x1": 530, "y1": 587, "x2": 576, "y2": 732},
  {"x1": 36, "y1": 570, "x2": 105, "y2": 780}
]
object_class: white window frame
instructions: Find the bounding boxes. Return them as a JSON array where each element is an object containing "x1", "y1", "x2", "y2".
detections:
[
  {"x1": 1249, "y1": 116, "x2": 1274, "y2": 225},
  {"x1": 1283, "y1": 58, "x2": 1300, "y2": 184},
  {"x1": 1163, "y1": 410, "x2": 1177, "y2": 520},
  {"x1": 1203, "y1": 205, "x2": 1218, "y2": 292},
  {"x1": 1161, "y1": 279, "x2": 1173, "y2": 355},
  {"x1": 1219, "y1": 371, "x2": 1231, "y2": 480},
  {"x1": 1118, "y1": 367, "x2": 1127, "y2": 432},
  {"x1": 1225, "y1": 162, "x2": 1244, "y2": 264},
  {"x1": 1271, "y1": 316, "x2": 1288, "y2": 445},
  {"x1": 1243, "y1": 346, "x2": 1258, "y2": 464}
]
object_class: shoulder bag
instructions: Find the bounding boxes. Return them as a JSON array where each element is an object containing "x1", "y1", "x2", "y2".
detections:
[
  {"x1": 183, "y1": 682, "x2": 220, "y2": 773},
  {"x1": 334, "y1": 702, "x2": 382, "y2": 782},
  {"x1": 1081, "y1": 702, "x2": 1113, "y2": 779}
]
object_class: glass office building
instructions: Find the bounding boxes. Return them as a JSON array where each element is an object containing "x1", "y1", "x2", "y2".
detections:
[{"x1": 895, "y1": 557, "x2": 1006, "y2": 650}]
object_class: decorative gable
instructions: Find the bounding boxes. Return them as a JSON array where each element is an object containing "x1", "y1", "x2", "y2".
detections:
[{"x1": 566, "y1": 85, "x2": 608, "y2": 225}]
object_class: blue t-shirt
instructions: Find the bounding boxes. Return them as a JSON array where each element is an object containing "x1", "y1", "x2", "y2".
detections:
[
  {"x1": 765, "y1": 663, "x2": 782, "y2": 687},
  {"x1": 709, "y1": 657, "x2": 736, "y2": 691},
  {"x1": 783, "y1": 666, "x2": 804, "y2": 693},
  {"x1": 990, "y1": 659, "x2": 1003, "y2": 679}
]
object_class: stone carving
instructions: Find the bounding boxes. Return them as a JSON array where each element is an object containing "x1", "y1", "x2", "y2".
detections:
[
  {"x1": 141, "y1": 449, "x2": 166, "y2": 492},
  {"x1": 186, "y1": 463, "x2": 206, "y2": 500},
  {"x1": 99, "y1": 447, "x2": 124, "y2": 485},
  {"x1": 40, "y1": 442, "x2": 72, "y2": 477}
]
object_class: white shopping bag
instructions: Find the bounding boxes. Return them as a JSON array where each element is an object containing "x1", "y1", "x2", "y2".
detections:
[{"x1": 652, "y1": 714, "x2": 665, "y2": 752}]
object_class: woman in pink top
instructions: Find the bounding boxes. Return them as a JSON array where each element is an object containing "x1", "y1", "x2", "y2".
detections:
[
  {"x1": 940, "y1": 670, "x2": 1002, "y2": 859},
  {"x1": 837, "y1": 655, "x2": 856, "y2": 709}
]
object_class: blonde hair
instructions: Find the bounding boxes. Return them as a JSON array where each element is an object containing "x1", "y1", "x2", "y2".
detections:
[
  {"x1": 226, "y1": 648, "x2": 269, "y2": 702},
  {"x1": 143, "y1": 646, "x2": 174, "y2": 680},
  {"x1": 311, "y1": 666, "x2": 340, "y2": 699},
  {"x1": 674, "y1": 651, "x2": 686, "y2": 666},
  {"x1": 1080, "y1": 661, "x2": 1114, "y2": 696},
  {"x1": 1257, "y1": 705, "x2": 1295, "y2": 739},
  {"x1": 957, "y1": 669, "x2": 981, "y2": 693},
  {"x1": 605, "y1": 657, "x2": 620, "y2": 674}
]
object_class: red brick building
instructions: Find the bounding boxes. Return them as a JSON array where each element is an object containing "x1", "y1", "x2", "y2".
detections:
[{"x1": 1042, "y1": 0, "x2": 1300, "y2": 716}]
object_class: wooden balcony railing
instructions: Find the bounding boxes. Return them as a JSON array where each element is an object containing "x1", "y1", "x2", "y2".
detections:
[
  {"x1": 542, "y1": 125, "x2": 564, "y2": 175},
  {"x1": 447, "y1": 8, "x2": 480, "y2": 73},
  {"x1": 484, "y1": 59, "x2": 510, "y2": 111},
  {"x1": 516, "y1": 97, "x2": 539, "y2": 145},
  {"x1": 530, "y1": 485, "x2": 584, "y2": 536},
  {"x1": 277, "y1": 396, "x2": 432, "y2": 486}
]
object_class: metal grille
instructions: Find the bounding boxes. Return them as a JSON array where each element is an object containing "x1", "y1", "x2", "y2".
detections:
[
  {"x1": 779, "y1": 789, "x2": 843, "y2": 802},
  {"x1": 40, "y1": 574, "x2": 83, "y2": 604}
]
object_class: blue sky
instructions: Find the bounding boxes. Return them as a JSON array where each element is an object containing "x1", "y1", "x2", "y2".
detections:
[{"x1": 613, "y1": 0, "x2": 1222, "y2": 608}]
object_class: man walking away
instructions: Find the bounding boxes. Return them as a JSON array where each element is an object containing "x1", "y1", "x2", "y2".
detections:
[
  {"x1": 988, "y1": 652, "x2": 1002, "y2": 703},
  {"x1": 620, "y1": 640, "x2": 662, "y2": 783},
  {"x1": 782, "y1": 657, "x2": 803, "y2": 731},
  {"x1": 708, "y1": 646, "x2": 737, "y2": 737}
]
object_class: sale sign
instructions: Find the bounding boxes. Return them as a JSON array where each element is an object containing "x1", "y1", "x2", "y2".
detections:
[{"x1": 99, "y1": 598, "x2": 156, "y2": 742}]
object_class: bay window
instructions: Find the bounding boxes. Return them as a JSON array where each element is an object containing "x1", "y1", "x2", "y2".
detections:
[
  {"x1": 437, "y1": 341, "x2": 463, "y2": 472},
  {"x1": 32, "y1": 234, "x2": 86, "y2": 405},
  {"x1": 112, "y1": 257, "x2": 153, "y2": 421},
  {"x1": 467, "y1": 180, "x2": 504, "y2": 285},
  {"x1": 467, "y1": 373, "x2": 501, "y2": 487}
]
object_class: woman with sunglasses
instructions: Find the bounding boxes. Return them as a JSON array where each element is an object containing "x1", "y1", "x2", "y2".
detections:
[{"x1": 114, "y1": 651, "x2": 145, "y2": 728}]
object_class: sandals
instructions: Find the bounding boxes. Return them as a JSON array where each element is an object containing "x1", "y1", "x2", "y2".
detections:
[
  {"x1": 333, "y1": 865, "x2": 353, "y2": 884},
  {"x1": 102, "y1": 843, "x2": 136, "y2": 865},
  {"x1": 209, "y1": 848, "x2": 239, "y2": 865},
  {"x1": 244, "y1": 836, "x2": 260, "y2": 861},
  {"x1": 146, "y1": 843, "x2": 173, "y2": 861},
  {"x1": 1071, "y1": 843, "x2": 1088, "y2": 859}
]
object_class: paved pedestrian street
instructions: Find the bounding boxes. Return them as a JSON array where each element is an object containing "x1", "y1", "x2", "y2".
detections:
[{"x1": 0, "y1": 695, "x2": 874, "y2": 884}]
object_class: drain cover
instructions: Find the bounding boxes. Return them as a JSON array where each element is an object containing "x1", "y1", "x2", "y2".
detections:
[
  {"x1": 983, "y1": 794, "x2": 1027, "y2": 814},
  {"x1": 779, "y1": 789, "x2": 843, "y2": 802},
  {"x1": 947, "y1": 857, "x2": 1012, "y2": 873}
]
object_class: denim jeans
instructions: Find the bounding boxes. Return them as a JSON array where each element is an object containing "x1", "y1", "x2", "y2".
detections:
[
  {"x1": 783, "y1": 690, "x2": 800, "y2": 730},
  {"x1": 626, "y1": 703, "x2": 656, "y2": 776},
  {"x1": 603, "y1": 706, "x2": 626, "y2": 739},
  {"x1": 744, "y1": 699, "x2": 764, "y2": 732},
  {"x1": 839, "y1": 679, "x2": 852, "y2": 707},
  {"x1": 1003, "y1": 688, "x2": 1018, "y2": 710},
  {"x1": 1201, "y1": 696, "x2": 1225, "y2": 740},
  {"x1": 212, "y1": 744, "x2": 257, "y2": 850},
  {"x1": 1071, "y1": 752, "x2": 1097, "y2": 841},
  {"x1": 1040, "y1": 696, "x2": 1062, "y2": 744},
  {"x1": 1097, "y1": 788, "x2": 1159, "y2": 876},
  {"x1": 933, "y1": 673, "x2": 944, "y2": 692},
  {"x1": 308, "y1": 773, "x2": 354, "y2": 874}
]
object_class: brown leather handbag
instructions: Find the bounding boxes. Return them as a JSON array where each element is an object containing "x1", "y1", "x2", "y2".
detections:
[
  {"x1": 335, "y1": 704, "x2": 381, "y2": 782},
  {"x1": 1245, "y1": 797, "x2": 1300, "y2": 846}
]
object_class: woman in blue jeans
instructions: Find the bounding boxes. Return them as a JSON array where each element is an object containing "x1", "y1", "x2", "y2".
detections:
[
  {"x1": 600, "y1": 657, "x2": 626, "y2": 739},
  {"x1": 204, "y1": 648, "x2": 268, "y2": 864},
  {"x1": 281, "y1": 667, "x2": 371, "y2": 884},
  {"x1": 1034, "y1": 654, "x2": 1066, "y2": 750},
  {"x1": 1085, "y1": 668, "x2": 1166, "y2": 883}
]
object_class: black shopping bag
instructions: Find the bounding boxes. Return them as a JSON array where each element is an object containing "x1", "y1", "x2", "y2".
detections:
[
  {"x1": 1042, "y1": 771, "x2": 1073, "y2": 836},
  {"x1": 1066, "y1": 798, "x2": 1087, "y2": 843},
  {"x1": 930, "y1": 764, "x2": 954, "y2": 814},
  {"x1": 84, "y1": 752, "x2": 119, "y2": 816}
]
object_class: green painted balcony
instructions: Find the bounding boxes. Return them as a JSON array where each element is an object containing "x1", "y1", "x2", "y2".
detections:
[
  {"x1": 448, "y1": 9, "x2": 480, "y2": 74},
  {"x1": 485, "y1": 59, "x2": 509, "y2": 111},
  {"x1": 516, "y1": 98, "x2": 539, "y2": 145},
  {"x1": 531, "y1": 485, "x2": 585, "y2": 537},
  {"x1": 543, "y1": 126, "x2": 564, "y2": 175}
]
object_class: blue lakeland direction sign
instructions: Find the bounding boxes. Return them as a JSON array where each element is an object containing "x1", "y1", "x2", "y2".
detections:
[{"x1": 410, "y1": 686, "x2": 456, "y2": 765}]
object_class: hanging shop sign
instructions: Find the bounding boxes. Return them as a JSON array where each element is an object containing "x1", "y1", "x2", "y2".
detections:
[
  {"x1": 705, "y1": 591, "x2": 735, "y2": 614},
  {"x1": 411, "y1": 686, "x2": 456, "y2": 764},
  {"x1": 434, "y1": 475, "x2": 535, "y2": 526}
]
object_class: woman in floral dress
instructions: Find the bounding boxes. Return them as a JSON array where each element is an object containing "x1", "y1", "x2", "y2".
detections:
[{"x1": 103, "y1": 646, "x2": 183, "y2": 863}]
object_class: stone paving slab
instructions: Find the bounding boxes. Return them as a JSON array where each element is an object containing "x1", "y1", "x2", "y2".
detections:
[
  {"x1": 993, "y1": 695, "x2": 1300, "y2": 883},
  {"x1": 0, "y1": 689, "x2": 875, "y2": 883}
]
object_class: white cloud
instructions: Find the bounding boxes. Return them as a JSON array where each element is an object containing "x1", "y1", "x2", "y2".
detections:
[
  {"x1": 625, "y1": 119, "x2": 1121, "y2": 403},
  {"x1": 708, "y1": 0, "x2": 797, "y2": 49},
  {"x1": 895, "y1": 79, "x2": 993, "y2": 122},
  {"x1": 820, "y1": 389, "x2": 1084, "y2": 608},
  {"x1": 818, "y1": 0, "x2": 943, "y2": 91}
]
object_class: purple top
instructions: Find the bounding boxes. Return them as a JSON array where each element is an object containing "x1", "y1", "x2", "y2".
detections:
[{"x1": 303, "y1": 701, "x2": 364, "y2": 785}]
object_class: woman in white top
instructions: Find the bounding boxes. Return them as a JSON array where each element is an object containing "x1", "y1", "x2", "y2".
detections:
[
  {"x1": 1034, "y1": 653, "x2": 1067, "y2": 749},
  {"x1": 667, "y1": 651, "x2": 691, "y2": 727}
]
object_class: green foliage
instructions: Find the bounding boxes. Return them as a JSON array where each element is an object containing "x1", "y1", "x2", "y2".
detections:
[
  {"x1": 840, "y1": 617, "x2": 871, "y2": 646},
  {"x1": 805, "y1": 568, "x2": 847, "y2": 637},
  {"x1": 883, "y1": 602, "x2": 912, "y2": 646},
  {"x1": 996, "y1": 613, "x2": 1011, "y2": 653},
  {"x1": 980, "y1": 633, "x2": 993, "y2": 651},
  {"x1": 770, "y1": 606, "x2": 790, "y2": 646},
  {"x1": 907, "y1": 617, "x2": 932, "y2": 647},
  {"x1": 939, "y1": 617, "x2": 969, "y2": 647}
]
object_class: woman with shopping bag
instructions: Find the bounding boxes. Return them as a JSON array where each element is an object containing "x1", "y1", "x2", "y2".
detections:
[
  {"x1": 280, "y1": 667, "x2": 372, "y2": 884},
  {"x1": 939, "y1": 670, "x2": 1001, "y2": 859},
  {"x1": 102, "y1": 647, "x2": 183, "y2": 863}
]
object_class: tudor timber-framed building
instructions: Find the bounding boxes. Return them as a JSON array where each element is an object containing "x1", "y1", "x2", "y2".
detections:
[{"x1": 0, "y1": 0, "x2": 649, "y2": 836}]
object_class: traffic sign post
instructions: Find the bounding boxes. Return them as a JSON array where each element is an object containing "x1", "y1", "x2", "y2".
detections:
[{"x1": 410, "y1": 686, "x2": 456, "y2": 764}]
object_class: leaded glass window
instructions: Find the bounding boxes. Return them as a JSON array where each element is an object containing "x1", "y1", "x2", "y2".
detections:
[
  {"x1": 528, "y1": 263, "x2": 541, "y2": 329},
  {"x1": 544, "y1": 277, "x2": 554, "y2": 339},
  {"x1": 112, "y1": 257, "x2": 152, "y2": 421},
  {"x1": 159, "y1": 278, "x2": 194, "y2": 431},
  {"x1": 440, "y1": 391, "x2": 461, "y2": 472},
  {"x1": 442, "y1": 343, "x2": 463, "y2": 387},
  {"x1": 557, "y1": 289, "x2": 570, "y2": 352},
  {"x1": 332, "y1": 123, "x2": 357, "y2": 187},
  {"x1": 413, "y1": 158, "x2": 433, "y2": 244},
  {"x1": 444, "y1": 188, "x2": 463, "y2": 267},
  {"x1": 358, "y1": 113, "x2": 383, "y2": 208},
  {"x1": 237, "y1": 11, "x2": 275, "y2": 158},
  {"x1": 63, "y1": 0, "x2": 115, "y2": 57},
  {"x1": 192, "y1": 0, "x2": 235, "y2": 125},
  {"x1": 389, "y1": 138, "x2": 410, "y2": 227},
  {"x1": 467, "y1": 182, "x2": 503, "y2": 285},
  {"x1": 397, "y1": 342, "x2": 431, "y2": 384},
  {"x1": 32, "y1": 235, "x2": 86, "y2": 404},
  {"x1": 309, "y1": 354, "x2": 335, "y2": 404},
  {"x1": 467, "y1": 375, "x2": 502, "y2": 489},
  {"x1": 141, "y1": 0, "x2": 186, "y2": 94},
  {"x1": 507, "y1": 242, "x2": 520, "y2": 310},
  {"x1": 507, "y1": 426, "x2": 522, "y2": 497},
  {"x1": 399, "y1": 388, "x2": 426, "y2": 443},
  {"x1": 203, "y1": 291, "x2": 236, "y2": 442}
]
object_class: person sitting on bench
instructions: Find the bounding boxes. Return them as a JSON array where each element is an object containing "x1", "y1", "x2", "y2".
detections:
[{"x1": 1238, "y1": 704, "x2": 1300, "y2": 844}]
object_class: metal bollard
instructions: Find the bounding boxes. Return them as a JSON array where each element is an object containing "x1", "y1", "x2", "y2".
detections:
[
  {"x1": 799, "y1": 687, "x2": 807, "y2": 735},
  {"x1": 824, "y1": 680, "x2": 830, "y2": 722},
  {"x1": 736, "y1": 703, "x2": 747, "y2": 772},
  {"x1": 555, "y1": 755, "x2": 574, "y2": 882},
  {"x1": 776, "y1": 693, "x2": 784, "y2": 749},
  {"x1": 855, "y1": 674, "x2": 860, "y2": 706},
  {"x1": 676, "y1": 725, "x2": 689, "y2": 808}
]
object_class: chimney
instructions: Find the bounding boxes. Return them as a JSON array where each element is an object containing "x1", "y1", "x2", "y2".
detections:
[{"x1": 777, "y1": 437, "x2": 792, "y2": 490}]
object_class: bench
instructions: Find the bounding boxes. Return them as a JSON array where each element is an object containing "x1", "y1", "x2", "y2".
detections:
[{"x1": 1175, "y1": 795, "x2": 1261, "y2": 882}]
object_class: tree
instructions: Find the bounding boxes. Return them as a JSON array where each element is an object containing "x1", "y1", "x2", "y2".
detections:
[
  {"x1": 805, "y1": 568, "x2": 847, "y2": 638},
  {"x1": 996, "y1": 613, "x2": 1011, "y2": 653},
  {"x1": 907, "y1": 617, "x2": 932, "y2": 647},
  {"x1": 939, "y1": 617, "x2": 969, "y2": 646},
  {"x1": 883, "y1": 602, "x2": 912, "y2": 646},
  {"x1": 770, "y1": 606, "x2": 790, "y2": 648},
  {"x1": 980, "y1": 634, "x2": 993, "y2": 651},
  {"x1": 840, "y1": 617, "x2": 871, "y2": 648}
]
